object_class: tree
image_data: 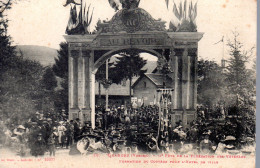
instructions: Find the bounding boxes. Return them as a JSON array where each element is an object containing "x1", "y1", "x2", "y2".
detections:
[
  {"x1": 0, "y1": 57, "x2": 45, "y2": 124},
  {"x1": 41, "y1": 66, "x2": 57, "y2": 91},
  {"x1": 197, "y1": 59, "x2": 227, "y2": 107},
  {"x1": 111, "y1": 50, "x2": 147, "y2": 98},
  {"x1": 0, "y1": 1, "x2": 17, "y2": 74},
  {"x1": 0, "y1": 0, "x2": 13, "y2": 15},
  {"x1": 0, "y1": 1, "x2": 49, "y2": 124},
  {"x1": 52, "y1": 42, "x2": 69, "y2": 113},
  {"x1": 53, "y1": 42, "x2": 68, "y2": 79},
  {"x1": 225, "y1": 31, "x2": 255, "y2": 106}
]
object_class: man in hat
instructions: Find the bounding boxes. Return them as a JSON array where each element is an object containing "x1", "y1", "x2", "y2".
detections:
[
  {"x1": 65, "y1": 120, "x2": 74, "y2": 149},
  {"x1": 41, "y1": 120, "x2": 49, "y2": 144},
  {"x1": 47, "y1": 129, "x2": 56, "y2": 156},
  {"x1": 199, "y1": 134, "x2": 213, "y2": 154},
  {"x1": 28, "y1": 122, "x2": 41, "y2": 155},
  {"x1": 14, "y1": 125, "x2": 27, "y2": 156},
  {"x1": 80, "y1": 121, "x2": 91, "y2": 136},
  {"x1": 73, "y1": 118, "x2": 81, "y2": 142},
  {"x1": 190, "y1": 125, "x2": 199, "y2": 143},
  {"x1": 131, "y1": 142, "x2": 139, "y2": 154},
  {"x1": 109, "y1": 125, "x2": 117, "y2": 137},
  {"x1": 13, "y1": 125, "x2": 26, "y2": 136},
  {"x1": 125, "y1": 114, "x2": 131, "y2": 126},
  {"x1": 31, "y1": 133, "x2": 46, "y2": 157}
]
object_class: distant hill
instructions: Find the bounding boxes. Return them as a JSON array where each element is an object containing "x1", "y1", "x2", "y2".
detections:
[
  {"x1": 16, "y1": 46, "x2": 158, "y2": 71},
  {"x1": 16, "y1": 45, "x2": 58, "y2": 66}
]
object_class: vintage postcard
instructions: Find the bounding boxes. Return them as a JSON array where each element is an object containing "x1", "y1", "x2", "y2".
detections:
[{"x1": 0, "y1": 0, "x2": 256, "y2": 168}]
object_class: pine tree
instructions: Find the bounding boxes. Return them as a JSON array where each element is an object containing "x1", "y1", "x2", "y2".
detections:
[
  {"x1": 52, "y1": 42, "x2": 69, "y2": 113},
  {"x1": 42, "y1": 66, "x2": 57, "y2": 91},
  {"x1": 0, "y1": 9, "x2": 17, "y2": 74},
  {"x1": 53, "y1": 42, "x2": 68, "y2": 78},
  {"x1": 224, "y1": 31, "x2": 256, "y2": 138},
  {"x1": 225, "y1": 31, "x2": 255, "y2": 106}
]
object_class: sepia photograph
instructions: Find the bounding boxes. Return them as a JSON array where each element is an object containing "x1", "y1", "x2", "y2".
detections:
[{"x1": 0, "y1": 0, "x2": 257, "y2": 167}]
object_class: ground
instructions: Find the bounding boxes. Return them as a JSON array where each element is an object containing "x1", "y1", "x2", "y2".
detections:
[{"x1": 0, "y1": 146, "x2": 255, "y2": 168}]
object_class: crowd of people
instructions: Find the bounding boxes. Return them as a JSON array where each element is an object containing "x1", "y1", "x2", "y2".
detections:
[
  {"x1": 0, "y1": 113, "x2": 77, "y2": 157},
  {"x1": 0, "y1": 105, "x2": 255, "y2": 157}
]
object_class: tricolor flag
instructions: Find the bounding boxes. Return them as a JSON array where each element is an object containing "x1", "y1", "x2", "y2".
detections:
[
  {"x1": 66, "y1": 6, "x2": 79, "y2": 34},
  {"x1": 83, "y1": 4, "x2": 94, "y2": 33},
  {"x1": 169, "y1": 0, "x2": 198, "y2": 29}
]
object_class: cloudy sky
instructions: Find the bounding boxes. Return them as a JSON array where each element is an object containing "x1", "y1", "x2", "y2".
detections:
[{"x1": 6, "y1": 0, "x2": 257, "y2": 64}]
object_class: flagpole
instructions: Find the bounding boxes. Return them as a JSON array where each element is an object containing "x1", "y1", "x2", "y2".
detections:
[
  {"x1": 106, "y1": 59, "x2": 109, "y2": 110},
  {"x1": 222, "y1": 36, "x2": 224, "y2": 59}
]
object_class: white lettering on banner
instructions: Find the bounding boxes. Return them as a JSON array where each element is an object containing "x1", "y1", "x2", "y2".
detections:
[{"x1": 100, "y1": 38, "x2": 165, "y2": 46}]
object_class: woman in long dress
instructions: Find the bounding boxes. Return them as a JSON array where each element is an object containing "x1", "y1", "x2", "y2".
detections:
[{"x1": 57, "y1": 122, "x2": 67, "y2": 148}]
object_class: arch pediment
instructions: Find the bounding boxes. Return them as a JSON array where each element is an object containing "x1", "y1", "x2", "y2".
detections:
[{"x1": 97, "y1": 8, "x2": 166, "y2": 33}]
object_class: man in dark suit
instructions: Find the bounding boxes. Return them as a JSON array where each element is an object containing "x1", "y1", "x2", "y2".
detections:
[{"x1": 73, "y1": 118, "x2": 80, "y2": 142}]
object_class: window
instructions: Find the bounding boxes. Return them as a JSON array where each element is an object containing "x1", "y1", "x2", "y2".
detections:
[
  {"x1": 122, "y1": 79, "x2": 126, "y2": 86},
  {"x1": 144, "y1": 81, "x2": 147, "y2": 88}
]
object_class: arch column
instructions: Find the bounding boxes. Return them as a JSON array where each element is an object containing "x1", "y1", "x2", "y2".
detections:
[
  {"x1": 68, "y1": 50, "x2": 80, "y2": 120},
  {"x1": 81, "y1": 50, "x2": 92, "y2": 124},
  {"x1": 68, "y1": 47, "x2": 94, "y2": 125},
  {"x1": 167, "y1": 32, "x2": 203, "y2": 128}
]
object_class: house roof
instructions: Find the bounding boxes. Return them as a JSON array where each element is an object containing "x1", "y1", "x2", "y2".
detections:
[{"x1": 132, "y1": 73, "x2": 173, "y2": 88}]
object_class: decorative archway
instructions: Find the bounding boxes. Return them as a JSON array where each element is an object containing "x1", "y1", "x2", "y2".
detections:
[
  {"x1": 64, "y1": 6, "x2": 203, "y2": 129},
  {"x1": 93, "y1": 47, "x2": 163, "y2": 74}
]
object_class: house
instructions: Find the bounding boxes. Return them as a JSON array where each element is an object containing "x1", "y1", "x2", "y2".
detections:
[
  {"x1": 132, "y1": 73, "x2": 173, "y2": 106},
  {"x1": 95, "y1": 60, "x2": 158, "y2": 107},
  {"x1": 95, "y1": 79, "x2": 132, "y2": 107}
]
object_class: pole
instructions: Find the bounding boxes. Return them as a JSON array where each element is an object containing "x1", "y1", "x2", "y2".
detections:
[
  {"x1": 222, "y1": 36, "x2": 225, "y2": 59},
  {"x1": 105, "y1": 59, "x2": 109, "y2": 110},
  {"x1": 157, "y1": 89, "x2": 161, "y2": 142}
]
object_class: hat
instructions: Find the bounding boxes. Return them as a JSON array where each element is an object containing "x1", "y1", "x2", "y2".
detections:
[
  {"x1": 18, "y1": 125, "x2": 26, "y2": 130},
  {"x1": 225, "y1": 136, "x2": 236, "y2": 141},
  {"x1": 246, "y1": 137, "x2": 254, "y2": 142},
  {"x1": 203, "y1": 131, "x2": 210, "y2": 135}
]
